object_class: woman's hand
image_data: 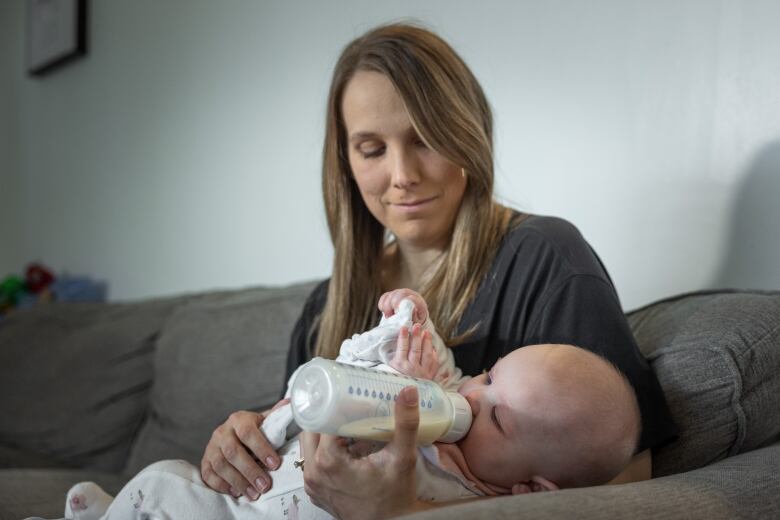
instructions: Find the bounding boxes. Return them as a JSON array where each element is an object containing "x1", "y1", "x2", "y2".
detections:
[
  {"x1": 378, "y1": 288, "x2": 429, "y2": 324},
  {"x1": 200, "y1": 398, "x2": 289, "y2": 500},
  {"x1": 389, "y1": 324, "x2": 439, "y2": 380},
  {"x1": 299, "y1": 386, "x2": 423, "y2": 519}
]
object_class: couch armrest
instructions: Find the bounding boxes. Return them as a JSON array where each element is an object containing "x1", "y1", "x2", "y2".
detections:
[
  {"x1": 399, "y1": 442, "x2": 780, "y2": 519},
  {"x1": 628, "y1": 290, "x2": 780, "y2": 476},
  {"x1": 0, "y1": 298, "x2": 181, "y2": 472}
]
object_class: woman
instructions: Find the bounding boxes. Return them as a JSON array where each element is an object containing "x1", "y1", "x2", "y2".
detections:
[{"x1": 201, "y1": 22, "x2": 678, "y2": 517}]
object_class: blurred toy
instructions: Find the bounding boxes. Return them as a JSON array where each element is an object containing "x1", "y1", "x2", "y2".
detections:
[
  {"x1": 51, "y1": 276, "x2": 107, "y2": 302},
  {"x1": 0, "y1": 275, "x2": 26, "y2": 311},
  {"x1": 25, "y1": 263, "x2": 55, "y2": 293},
  {"x1": 0, "y1": 262, "x2": 108, "y2": 318}
]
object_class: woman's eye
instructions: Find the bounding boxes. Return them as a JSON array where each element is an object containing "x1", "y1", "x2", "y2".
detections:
[
  {"x1": 485, "y1": 372, "x2": 492, "y2": 385},
  {"x1": 359, "y1": 145, "x2": 385, "y2": 159}
]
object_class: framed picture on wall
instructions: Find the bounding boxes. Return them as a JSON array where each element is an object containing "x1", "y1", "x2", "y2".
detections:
[{"x1": 26, "y1": 0, "x2": 87, "y2": 76}]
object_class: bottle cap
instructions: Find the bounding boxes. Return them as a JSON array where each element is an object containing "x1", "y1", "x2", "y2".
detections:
[
  {"x1": 438, "y1": 391, "x2": 472, "y2": 443},
  {"x1": 291, "y1": 358, "x2": 335, "y2": 432}
]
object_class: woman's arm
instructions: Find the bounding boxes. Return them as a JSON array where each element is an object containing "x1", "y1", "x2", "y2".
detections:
[{"x1": 607, "y1": 449, "x2": 652, "y2": 485}]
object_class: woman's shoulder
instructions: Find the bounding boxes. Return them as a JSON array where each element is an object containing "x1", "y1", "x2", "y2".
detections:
[
  {"x1": 505, "y1": 213, "x2": 588, "y2": 248},
  {"x1": 287, "y1": 279, "x2": 329, "y2": 375},
  {"x1": 498, "y1": 212, "x2": 608, "y2": 280}
]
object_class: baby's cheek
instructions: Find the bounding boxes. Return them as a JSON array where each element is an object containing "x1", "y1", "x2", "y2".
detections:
[
  {"x1": 460, "y1": 422, "x2": 483, "y2": 452},
  {"x1": 460, "y1": 430, "x2": 497, "y2": 482}
]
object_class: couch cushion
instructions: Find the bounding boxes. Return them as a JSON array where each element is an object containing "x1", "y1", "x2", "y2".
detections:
[
  {"x1": 399, "y1": 441, "x2": 780, "y2": 520},
  {"x1": 0, "y1": 299, "x2": 179, "y2": 472},
  {"x1": 0, "y1": 468, "x2": 126, "y2": 520},
  {"x1": 124, "y1": 281, "x2": 318, "y2": 475},
  {"x1": 627, "y1": 290, "x2": 780, "y2": 476}
]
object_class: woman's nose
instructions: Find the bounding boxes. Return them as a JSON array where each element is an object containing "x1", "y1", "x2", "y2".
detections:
[{"x1": 390, "y1": 149, "x2": 421, "y2": 188}]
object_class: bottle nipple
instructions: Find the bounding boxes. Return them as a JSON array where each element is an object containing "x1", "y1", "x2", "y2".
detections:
[{"x1": 439, "y1": 392, "x2": 472, "y2": 443}]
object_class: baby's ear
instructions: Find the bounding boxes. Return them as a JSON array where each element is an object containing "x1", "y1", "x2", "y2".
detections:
[
  {"x1": 511, "y1": 476, "x2": 559, "y2": 494},
  {"x1": 510, "y1": 483, "x2": 532, "y2": 495}
]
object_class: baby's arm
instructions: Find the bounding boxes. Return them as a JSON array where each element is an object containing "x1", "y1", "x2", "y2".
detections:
[{"x1": 379, "y1": 289, "x2": 440, "y2": 380}]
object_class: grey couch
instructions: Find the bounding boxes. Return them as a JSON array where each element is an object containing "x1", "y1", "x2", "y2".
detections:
[{"x1": 1, "y1": 281, "x2": 779, "y2": 519}]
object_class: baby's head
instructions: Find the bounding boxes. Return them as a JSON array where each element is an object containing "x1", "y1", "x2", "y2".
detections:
[{"x1": 456, "y1": 344, "x2": 641, "y2": 492}]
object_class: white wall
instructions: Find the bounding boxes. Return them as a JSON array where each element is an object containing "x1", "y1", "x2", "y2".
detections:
[
  {"x1": 0, "y1": 1, "x2": 22, "y2": 277},
  {"x1": 2, "y1": 0, "x2": 779, "y2": 310}
]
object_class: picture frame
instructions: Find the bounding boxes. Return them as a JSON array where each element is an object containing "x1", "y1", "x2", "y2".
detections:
[{"x1": 26, "y1": 0, "x2": 87, "y2": 76}]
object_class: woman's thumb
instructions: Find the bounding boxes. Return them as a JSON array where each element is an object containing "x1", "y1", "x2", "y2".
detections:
[{"x1": 391, "y1": 386, "x2": 420, "y2": 453}]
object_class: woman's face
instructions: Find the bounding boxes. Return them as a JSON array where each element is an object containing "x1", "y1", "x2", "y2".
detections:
[{"x1": 341, "y1": 71, "x2": 467, "y2": 252}]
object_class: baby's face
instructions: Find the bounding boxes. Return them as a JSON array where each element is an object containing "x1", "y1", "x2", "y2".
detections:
[
  {"x1": 456, "y1": 345, "x2": 557, "y2": 488},
  {"x1": 457, "y1": 344, "x2": 640, "y2": 490}
]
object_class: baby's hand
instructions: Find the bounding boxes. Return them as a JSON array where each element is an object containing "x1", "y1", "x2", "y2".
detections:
[
  {"x1": 378, "y1": 288, "x2": 429, "y2": 324},
  {"x1": 388, "y1": 323, "x2": 439, "y2": 380}
]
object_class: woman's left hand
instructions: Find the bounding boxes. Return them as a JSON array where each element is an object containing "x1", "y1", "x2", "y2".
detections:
[{"x1": 299, "y1": 386, "x2": 423, "y2": 519}]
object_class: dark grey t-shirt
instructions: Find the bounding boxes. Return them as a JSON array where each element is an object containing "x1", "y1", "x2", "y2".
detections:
[{"x1": 284, "y1": 214, "x2": 678, "y2": 452}]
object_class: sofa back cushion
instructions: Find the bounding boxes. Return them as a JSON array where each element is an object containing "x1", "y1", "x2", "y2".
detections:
[
  {"x1": 0, "y1": 299, "x2": 179, "y2": 472},
  {"x1": 628, "y1": 290, "x2": 780, "y2": 477},
  {"x1": 124, "y1": 281, "x2": 317, "y2": 475}
]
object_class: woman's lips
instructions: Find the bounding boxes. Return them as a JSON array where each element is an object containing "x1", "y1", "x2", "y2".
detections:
[{"x1": 392, "y1": 196, "x2": 437, "y2": 212}]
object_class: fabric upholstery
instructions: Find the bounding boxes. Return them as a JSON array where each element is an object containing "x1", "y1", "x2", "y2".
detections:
[
  {"x1": 3, "y1": 285, "x2": 780, "y2": 519},
  {"x1": 0, "y1": 300, "x2": 179, "y2": 472},
  {"x1": 123, "y1": 281, "x2": 317, "y2": 476},
  {"x1": 627, "y1": 290, "x2": 780, "y2": 476},
  {"x1": 400, "y1": 441, "x2": 780, "y2": 519},
  {"x1": 0, "y1": 468, "x2": 125, "y2": 520}
]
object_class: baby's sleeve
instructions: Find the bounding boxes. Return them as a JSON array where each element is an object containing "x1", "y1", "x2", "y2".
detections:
[{"x1": 261, "y1": 404, "x2": 301, "y2": 449}]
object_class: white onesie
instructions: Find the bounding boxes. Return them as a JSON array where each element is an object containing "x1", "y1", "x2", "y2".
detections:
[{"x1": 50, "y1": 300, "x2": 488, "y2": 520}]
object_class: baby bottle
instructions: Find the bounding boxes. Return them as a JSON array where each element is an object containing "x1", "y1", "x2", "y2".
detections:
[{"x1": 290, "y1": 357, "x2": 472, "y2": 444}]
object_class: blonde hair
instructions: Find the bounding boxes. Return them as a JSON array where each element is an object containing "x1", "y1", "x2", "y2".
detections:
[{"x1": 316, "y1": 22, "x2": 515, "y2": 358}]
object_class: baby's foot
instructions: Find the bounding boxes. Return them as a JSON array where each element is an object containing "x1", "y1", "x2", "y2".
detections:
[{"x1": 65, "y1": 482, "x2": 114, "y2": 520}]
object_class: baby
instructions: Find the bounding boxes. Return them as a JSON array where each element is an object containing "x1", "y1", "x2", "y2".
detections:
[
  {"x1": 51, "y1": 289, "x2": 641, "y2": 519},
  {"x1": 369, "y1": 289, "x2": 642, "y2": 493}
]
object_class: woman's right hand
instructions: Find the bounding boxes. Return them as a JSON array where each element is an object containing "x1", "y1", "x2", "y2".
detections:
[
  {"x1": 200, "y1": 398, "x2": 289, "y2": 500},
  {"x1": 299, "y1": 386, "x2": 423, "y2": 519}
]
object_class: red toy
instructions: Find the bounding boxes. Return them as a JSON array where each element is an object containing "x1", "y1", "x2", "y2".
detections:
[{"x1": 25, "y1": 263, "x2": 56, "y2": 294}]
